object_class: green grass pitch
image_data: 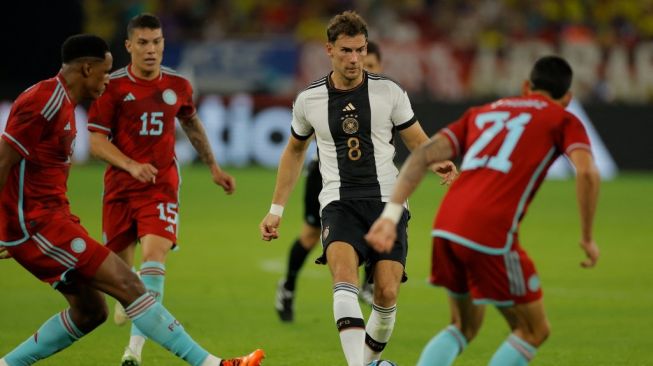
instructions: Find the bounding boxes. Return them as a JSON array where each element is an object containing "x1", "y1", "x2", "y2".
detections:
[{"x1": 0, "y1": 164, "x2": 651, "y2": 365}]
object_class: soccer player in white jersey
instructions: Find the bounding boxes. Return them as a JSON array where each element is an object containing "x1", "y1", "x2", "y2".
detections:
[
  {"x1": 260, "y1": 11, "x2": 456, "y2": 366},
  {"x1": 274, "y1": 41, "x2": 384, "y2": 322}
]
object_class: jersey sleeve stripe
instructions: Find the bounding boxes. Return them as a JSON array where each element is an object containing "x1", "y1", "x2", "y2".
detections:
[
  {"x1": 2, "y1": 133, "x2": 30, "y2": 156},
  {"x1": 87, "y1": 123, "x2": 111, "y2": 133},
  {"x1": 565, "y1": 143, "x2": 592, "y2": 156},
  {"x1": 42, "y1": 88, "x2": 65, "y2": 121},
  {"x1": 441, "y1": 128, "x2": 461, "y2": 157},
  {"x1": 395, "y1": 116, "x2": 417, "y2": 131},
  {"x1": 40, "y1": 83, "x2": 63, "y2": 118},
  {"x1": 291, "y1": 126, "x2": 313, "y2": 140}
]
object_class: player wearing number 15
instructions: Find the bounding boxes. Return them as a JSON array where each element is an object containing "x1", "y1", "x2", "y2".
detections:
[
  {"x1": 87, "y1": 13, "x2": 236, "y2": 366},
  {"x1": 366, "y1": 56, "x2": 601, "y2": 366}
]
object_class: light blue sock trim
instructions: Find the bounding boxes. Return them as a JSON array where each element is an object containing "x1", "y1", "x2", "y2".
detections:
[
  {"x1": 488, "y1": 335, "x2": 537, "y2": 366},
  {"x1": 141, "y1": 261, "x2": 166, "y2": 270},
  {"x1": 509, "y1": 335, "x2": 537, "y2": 355},
  {"x1": 60, "y1": 310, "x2": 85, "y2": 339},
  {"x1": 445, "y1": 325, "x2": 468, "y2": 352},
  {"x1": 132, "y1": 262, "x2": 166, "y2": 338},
  {"x1": 131, "y1": 302, "x2": 208, "y2": 366},
  {"x1": 417, "y1": 326, "x2": 467, "y2": 366}
]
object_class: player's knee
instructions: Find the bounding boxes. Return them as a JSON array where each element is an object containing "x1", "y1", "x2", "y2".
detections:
[
  {"x1": 299, "y1": 235, "x2": 319, "y2": 249},
  {"x1": 373, "y1": 285, "x2": 398, "y2": 306},
  {"x1": 91, "y1": 304, "x2": 109, "y2": 326},
  {"x1": 115, "y1": 270, "x2": 147, "y2": 301},
  {"x1": 533, "y1": 321, "x2": 551, "y2": 346},
  {"x1": 72, "y1": 305, "x2": 108, "y2": 331},
  {"x1": 519, "y1": 320, "x2": 550, "y2": 347},
  {"x1": 299, "y1": 227, "x2": 321, "y2": 247}
]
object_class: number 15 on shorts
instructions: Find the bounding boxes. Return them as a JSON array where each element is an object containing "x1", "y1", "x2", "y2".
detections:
[{"x1": 157, "y1": 202, "x2": 178, "y2": 224}]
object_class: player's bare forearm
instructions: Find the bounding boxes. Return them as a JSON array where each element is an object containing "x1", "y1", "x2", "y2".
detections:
[
  {"x1": 179, "y1": 114, "x2": 219, "y2": 168},
  {"x1": 568, "y1": 149, "x2": 600, "y2": 268},
  {"x1": 90, "y1": 132, "x2": 157, "y2": 183},
  {"x1": 271, "y1": 137, "x2": 310, "y2": 206},
  {"x1": 569, "y1": 150, "x2": 600, "y2": 241},
  {"x1": 390, "y1": 134, "x2": 454, "y2": 204},
  {"x1": 576, "y1": 165, "x2": 600, "y2": 241},
  {"x1": 90, "y1": 132, "x2": 134, "y2": 171}
]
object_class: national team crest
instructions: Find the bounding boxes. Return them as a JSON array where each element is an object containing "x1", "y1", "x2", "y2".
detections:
[
  {"x1": 342, "y1": 117, "x2": 359, "y2": 134},
  {"x1": 162, "y1": 89, "x2": 177, "y2": 105},
  {"x1": 70, "y1": 238, "x2": 86, "y2": 253}
]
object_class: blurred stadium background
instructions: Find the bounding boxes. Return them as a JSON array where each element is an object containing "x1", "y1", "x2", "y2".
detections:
[{"x1": 0, "y1": 1, "x2": 651, "y2": 365}]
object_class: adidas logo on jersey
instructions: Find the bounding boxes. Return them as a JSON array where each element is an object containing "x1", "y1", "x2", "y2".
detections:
[
  {"x1": 64, "y1": 121, "x2": 71, "y2": 131},
  {"x1": 342, "y1": 103, "x2": 356, "y2": 112},
  {"x1": 165, "y1": 225, "x2": 175, "y2": 234},
  {"x1": 123, "y1": 93, "x2": 136, "y2": 102}
]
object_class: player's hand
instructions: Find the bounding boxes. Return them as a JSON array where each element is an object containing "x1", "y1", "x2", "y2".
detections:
[
  {"x1": 0, "y1": 246, "x2": 12, "y2": 259},
  {"x1": 126, "y1": 161, "x2": 158, "y2": 183},
  {"x1": 579, "y1": 238, "x2": 599, "y2": 268},
  {"x1": 211, "y1": 168, "x2": 236, "y2": 195},
  {"x1": 429, "y1": 160, "x2": 458, "y2": 186},
  {"x1": 260, "y1": 213, "x2": 281, "y2": 241},
  {"x1": 365, "y1": 218, "x2": 397, "y2": 253}
]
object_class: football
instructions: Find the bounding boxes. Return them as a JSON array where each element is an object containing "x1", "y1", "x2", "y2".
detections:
[{"x1": 367, "y1": 361, "x2": 398, "y2": 366}]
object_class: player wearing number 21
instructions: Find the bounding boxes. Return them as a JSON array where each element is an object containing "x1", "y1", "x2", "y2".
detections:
[
  {"x1": 87, "y1": 13, "x2": 236, "y2": 366},
  {"x1": 260, "y1": 11, "x2": 456, "y2": 366},
  {"x1": 366, "y1": 56, "x2": 600, "y2": 366}
]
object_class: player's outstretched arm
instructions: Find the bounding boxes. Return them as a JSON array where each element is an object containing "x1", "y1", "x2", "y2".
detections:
[
  {"x1": 366, "y1": 133, "x2": 454, "y2": 253},
  {"x1": 398, "y1": 122, "x2": 458, "y2": 185},
  {"x1": 179, "y1": 114, "x2": 235, "y2": 194},
  {"x1": 89, "y1": 132, "x2": 158, "y2": 183},
  {"x1": 568, "y1": 149, "x2": 600, "y2": 268},
  {"x1": 260, "y1": 135, "x2": 310, "y2": 242}
]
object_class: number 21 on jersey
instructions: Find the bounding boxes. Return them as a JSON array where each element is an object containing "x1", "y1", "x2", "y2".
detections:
[
  {"x1": 461, "y1": 111, "x2": 531, "y2": 173},
  {"x1": 140, "y1": 112, "x2": 164, "y2": 136}
]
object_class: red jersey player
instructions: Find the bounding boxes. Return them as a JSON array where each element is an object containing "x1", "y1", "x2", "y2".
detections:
[
  {"x1": 366, "y1": 56, "x2": 600, "y2": 366},
  {"x1": 86, "y1": 13, "x2": 236, "y2": 366},
  {"x1": 0, "y1": 34, "x2": 263, "y2": 366}
]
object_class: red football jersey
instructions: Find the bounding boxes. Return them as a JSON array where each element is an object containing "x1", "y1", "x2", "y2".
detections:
[
  {"x1": 433, "y1": 95, "x2": 592, "y2": 254},
  {"x1": 87, "y1": 65, "x2": 195, "y2": 199},
  {"x1": 0, "y1": 74, "x2": 77, "y2": 245}
]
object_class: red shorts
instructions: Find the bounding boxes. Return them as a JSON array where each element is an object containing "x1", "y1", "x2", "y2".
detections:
[
  {"x1": 102, "y1": 193, "x2": 179, "y2": 253},
  {"x1": 430, "y1": 237, "x2": 542, "y2": 306},
  {"x1": 7, "y1": 215, "x2": 110, "y2": 288},
  {"x1": 102, "y1": 164, "x2": 180, "y2": 253}
]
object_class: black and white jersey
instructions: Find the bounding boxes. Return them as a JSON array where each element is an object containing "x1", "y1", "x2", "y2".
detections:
[{"x1": 291, "y1": 71, "x2": 417, "y2": 211}]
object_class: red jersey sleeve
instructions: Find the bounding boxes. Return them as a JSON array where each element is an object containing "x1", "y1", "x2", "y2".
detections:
[
  {"x1": 558, "y1": 112, "x2": 592, "y2": 156},
  {"x1": 176, "y1": 79, "x2": 196, "y2": 120},
  {"x1": 87, "y1": 88, "x2": 117, "y2": 135},
  {"x1": 439, "y1": 108, "x2": 473, "y2": 158},
  {"x1": 2, "y1": 98, "x2": 47, "y2": 158}
]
